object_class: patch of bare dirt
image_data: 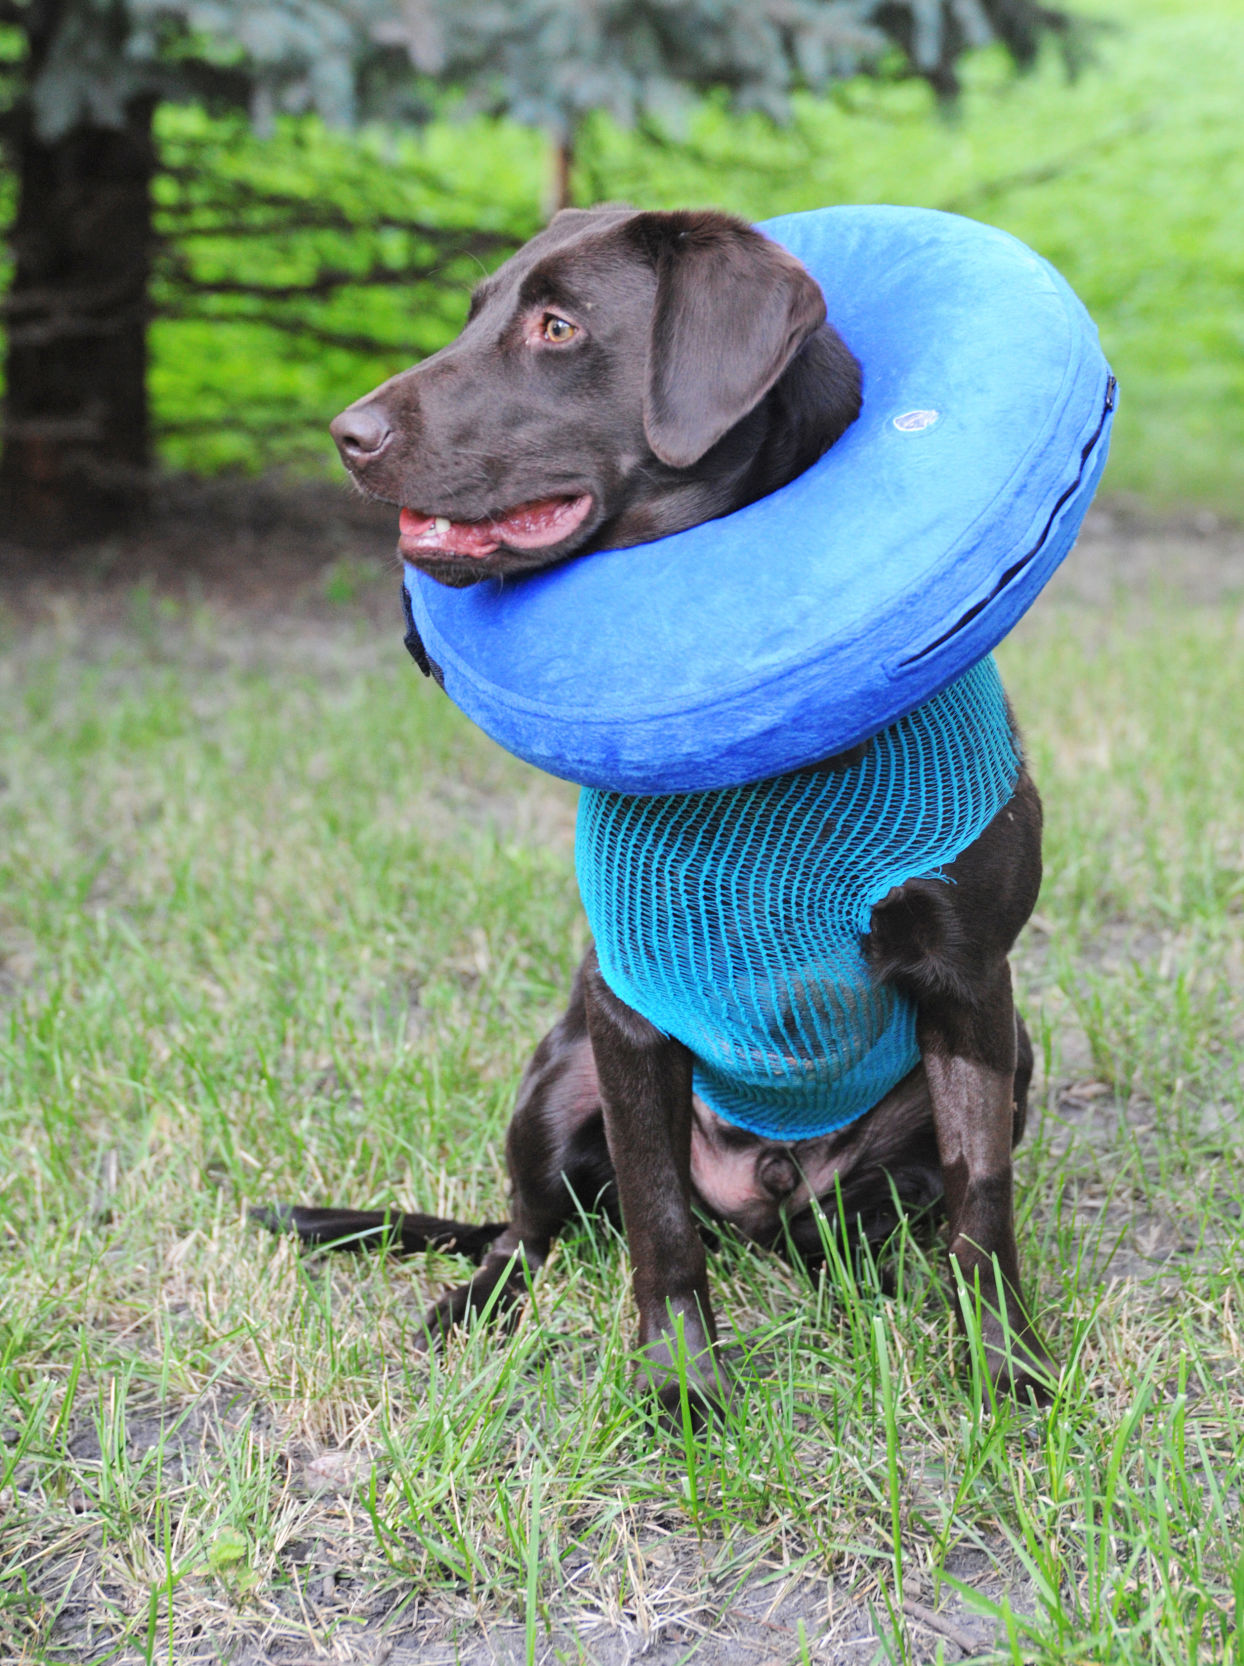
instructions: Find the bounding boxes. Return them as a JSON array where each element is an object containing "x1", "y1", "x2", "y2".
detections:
[
  {"x1": 0, "y1": 472, "x2": 403, "y2": 627},
  {"x1": 1043, "y1": 499, "x2": 1244, "y2": 607},
  {"x1": 2, "y1": 480, "x2": 1242, "y2": 629}
]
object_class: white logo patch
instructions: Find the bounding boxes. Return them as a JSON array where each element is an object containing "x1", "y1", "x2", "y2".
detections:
[{"x1": 893, "y1": 409, "x2": 941, "y2": 432}]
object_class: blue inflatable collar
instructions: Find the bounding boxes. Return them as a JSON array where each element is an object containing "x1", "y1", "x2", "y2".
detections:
[{"x1": 404, "y1": 206, "x2": 1114, "y2": 795}]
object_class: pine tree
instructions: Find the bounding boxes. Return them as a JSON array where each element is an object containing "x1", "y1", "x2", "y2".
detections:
[
  {"x1": 384, "y1": 0, "x2": 1077, "y2": 209},
  {"x1": 0, "y1": 0, "x2": 409, "y2": 531}
]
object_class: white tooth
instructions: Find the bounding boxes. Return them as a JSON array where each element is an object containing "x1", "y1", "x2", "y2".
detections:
[{"x1": 433, "y1": 517, "x2": 451, "y2": 534}]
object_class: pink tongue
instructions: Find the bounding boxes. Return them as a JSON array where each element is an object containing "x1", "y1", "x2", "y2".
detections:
[{"x1": 400, "y1": 494, "x2": 592, "y2": 560}]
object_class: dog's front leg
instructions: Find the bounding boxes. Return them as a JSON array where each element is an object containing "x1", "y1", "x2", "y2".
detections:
[
  {"x1": 918, "y1": 965, "x2": 1054, "y2": 1401},
  {"x1": 582, "y1": 951, "x2": 726, "y2": 1420}
]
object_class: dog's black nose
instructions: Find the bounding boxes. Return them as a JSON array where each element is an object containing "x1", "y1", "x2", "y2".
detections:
[{"x1": 330, "y1": 402, "x2": 392, "y2": 467}]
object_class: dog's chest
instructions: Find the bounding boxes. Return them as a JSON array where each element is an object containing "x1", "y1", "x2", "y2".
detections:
[{"x1": 576, "y1": 655, "x2": 1020, "y2": 1141}]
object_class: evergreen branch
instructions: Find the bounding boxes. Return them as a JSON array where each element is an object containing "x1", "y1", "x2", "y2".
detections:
[
  {"x1": 155, "y1": 167, "x2": 532, "y2": 236},
  {"x1": 156, "y1": 155, "x2": 461, "y2": 197},
  {"x1": 155, "y1": 206, "x2": 521, "y2": 251},
  {"x1": 156, "y1": 303, "x2": 423, "y2": 356},
  {"x1": 938, "y1": 111, "x2": 1155, "y2": 213},
  {"x1": 160, "y1": 263, "x2": 479, "y2": 300},
  {"x1": 154, "y1": 414, "x2": 334, "y2": 436}
]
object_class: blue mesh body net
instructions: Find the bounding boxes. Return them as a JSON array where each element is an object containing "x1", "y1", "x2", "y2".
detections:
[{"x1": 576, "y1": 656, "x2": 1021, "y2": 1141}]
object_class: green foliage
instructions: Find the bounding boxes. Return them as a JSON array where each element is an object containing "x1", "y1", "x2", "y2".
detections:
[
  {"x1": 0, "y1": 0, "x2": 1078, "y2": 483},
  {"x1": 148, "y1": 107, "x2": 542, "y2": 472},
  {"x1": 584, "y1": 0, "x2": 1244, "y2": 512},
  {"x1": 5, "y1": 0, "x2": 406, "y2": 139},
  {"x1": 1, "y1": 0, "x2": 1238, "y2": 509},
  {"x1": 138, "y1": 0, "x2": 1242, "y2": 512}
]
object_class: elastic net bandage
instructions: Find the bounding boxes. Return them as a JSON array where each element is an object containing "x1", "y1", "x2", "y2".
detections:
[{"x1": 576, "y1": 655, "x2": 1021, "y2": 1141}]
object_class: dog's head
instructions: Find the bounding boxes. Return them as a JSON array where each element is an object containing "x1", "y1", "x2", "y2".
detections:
[{"x1": 331, "y1": 206, "x2": 861, "y2": 587}]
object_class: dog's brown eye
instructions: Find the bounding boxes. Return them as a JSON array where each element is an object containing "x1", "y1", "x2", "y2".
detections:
[{"x1": 542, "y1": 315, "x2": 577, "y2": 343}]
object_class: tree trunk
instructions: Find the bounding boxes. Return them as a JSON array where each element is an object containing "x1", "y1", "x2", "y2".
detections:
[
  {"x1": 1, "y1": 98, "x2": 156, "y2": 537},
  {"x1": 544, "y1": 132, "x2": 575, "y2": 219}
]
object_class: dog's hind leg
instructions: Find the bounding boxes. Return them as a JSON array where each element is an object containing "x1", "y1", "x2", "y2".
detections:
[
  {"x1": 255, "y1": 957, "x2": 615, "y2": 1345},
  {"x1": 417, "y1": 955, "x2": 616, "y2": 1343}
]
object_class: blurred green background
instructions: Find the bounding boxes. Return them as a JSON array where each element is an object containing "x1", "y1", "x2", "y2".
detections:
[
  {"x1": 145, "y1": 0, "x2": 1242, "y2": 514},
  {"x1": 4, "y1": 0, "x2": 1237, "y2": 518}
]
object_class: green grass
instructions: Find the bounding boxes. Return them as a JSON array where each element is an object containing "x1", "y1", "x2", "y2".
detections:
[
  {"x1": 1, "y1": 568, "x2": 1242, "y2": 1662},
  {"x1": 131, "y1": 0, "x2": 1244, "y2": 516}
]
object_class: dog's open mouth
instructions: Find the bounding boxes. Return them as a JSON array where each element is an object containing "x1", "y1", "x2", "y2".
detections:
[{"x1": 399, "y1": 494, "x2": 593, "y2": 561}]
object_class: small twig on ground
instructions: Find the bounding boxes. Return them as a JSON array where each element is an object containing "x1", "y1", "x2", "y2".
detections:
[{"x1": 901, "y1": 1598, "x2": 982, "y2": 1656}]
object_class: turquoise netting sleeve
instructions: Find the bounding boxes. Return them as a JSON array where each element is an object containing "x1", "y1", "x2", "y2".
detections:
[{"x1": 575, "y1": 655, "x2": 1022, "y2": 1140}]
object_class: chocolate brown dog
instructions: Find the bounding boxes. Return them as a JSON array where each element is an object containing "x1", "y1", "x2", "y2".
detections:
[{"x1": 267, "y1": 206, "x2": 1053, "y2": 1416}]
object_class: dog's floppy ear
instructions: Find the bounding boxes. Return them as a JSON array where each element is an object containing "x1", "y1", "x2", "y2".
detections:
[{"x1": 631, "y1": 210, "x2": 829, "y2": 470}]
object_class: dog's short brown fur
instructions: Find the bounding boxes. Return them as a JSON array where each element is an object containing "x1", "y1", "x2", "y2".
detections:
[{"x1": 265, "y1": 207, "x2": 1054, "y2": 1417}]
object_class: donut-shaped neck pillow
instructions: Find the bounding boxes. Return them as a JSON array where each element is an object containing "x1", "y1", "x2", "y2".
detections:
[{"x1": 404, "y1": 205, "x2": 1114, "y2": 795}]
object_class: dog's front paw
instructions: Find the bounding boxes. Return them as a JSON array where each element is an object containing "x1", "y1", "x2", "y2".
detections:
[
  {"x1": 413, "y1": 1250, "x2": 534, "y2": 1352},
  {"x1": 638, "y1": 1316, "x2": 733, "y2": 1430},
  {"x1": 982, "y1": 1319, "x2": 1057, "y2": 1407},
  {"x1": 650, "y1": 1367, "x2": 733, "y2": 1433},
  {"x1": 413, "y1": 1284, "x2": 473, "y2": 1353}
]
